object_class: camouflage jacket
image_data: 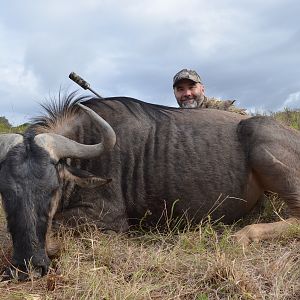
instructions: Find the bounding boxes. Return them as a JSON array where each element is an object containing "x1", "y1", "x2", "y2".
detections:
[{"x1": 200, "y1": 96, "x2": 247, "y2": 115}]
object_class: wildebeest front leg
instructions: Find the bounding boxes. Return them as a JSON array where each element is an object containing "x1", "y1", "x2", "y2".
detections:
[
  {"x1": 53, "y1": 208, "x2": 129, "y2": 233},
  {"x1": 53, "y1": 196, "x2": 129, "y2": 233}
]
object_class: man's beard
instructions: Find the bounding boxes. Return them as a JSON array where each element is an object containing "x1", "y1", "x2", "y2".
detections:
[{"x1": 178, "y1": 94, "x2": 204, "y2": 108}]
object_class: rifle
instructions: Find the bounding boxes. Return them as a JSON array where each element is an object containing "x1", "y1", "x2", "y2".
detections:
[{"x1": 69, "y1": 72, "x2": 103, "y2": 98}]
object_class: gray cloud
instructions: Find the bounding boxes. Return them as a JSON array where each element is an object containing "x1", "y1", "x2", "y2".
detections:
[{"x1": 1, "y1": 0, "x2": 300, "y2": 124}]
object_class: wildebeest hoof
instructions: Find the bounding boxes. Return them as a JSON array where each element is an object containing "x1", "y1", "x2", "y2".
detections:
[{"x1": 232, "y1": 225, "x2": 261, "y2": 246}]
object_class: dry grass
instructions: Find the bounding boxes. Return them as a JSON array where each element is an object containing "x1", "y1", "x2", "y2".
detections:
[{"x1": 0, "y1": 195, "x2": 299, "y2": 300}]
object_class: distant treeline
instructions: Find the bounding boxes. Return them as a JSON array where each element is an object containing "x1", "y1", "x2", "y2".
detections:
[
  {"x1": 0, "y1": 116, "x2": 28, "y2": 133},
  {"x1": 1, "y1": 108, "x2": 300, "y2": 134}
]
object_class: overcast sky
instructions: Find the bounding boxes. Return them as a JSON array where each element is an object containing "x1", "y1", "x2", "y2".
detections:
[{"x1": 1, "y1": 0, "x2": 300, "y2": 125}]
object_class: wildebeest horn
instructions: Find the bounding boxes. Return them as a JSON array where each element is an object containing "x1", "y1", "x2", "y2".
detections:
[
  {"x1": 0, "y1": 134, "x2": 24, "y2": 163},
  {"x1": 34, "y1": 103, "x2": 116, "y2": 161}
]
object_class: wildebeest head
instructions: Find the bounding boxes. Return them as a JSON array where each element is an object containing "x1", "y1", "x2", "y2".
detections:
[{"x1": 0, "y1": 103, "x2": 116, "y2": 280}]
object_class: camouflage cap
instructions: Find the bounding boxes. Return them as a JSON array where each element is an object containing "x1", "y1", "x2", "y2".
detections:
[{"x1": 173, "y1": 69, "x2": 202, "y2": 87}]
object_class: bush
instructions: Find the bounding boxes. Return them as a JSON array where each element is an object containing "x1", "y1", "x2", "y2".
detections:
[
  {"x1": 272, "y1": 108, "x2": 300, "y2": 130},
  {"x1": 0, "y1": 117, "x2": 28, "y2": 133},
  {"x1": 0, "y1": 116, "x2": 11, "y2": 128}
]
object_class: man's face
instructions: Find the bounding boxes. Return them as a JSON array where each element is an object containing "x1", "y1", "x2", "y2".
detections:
[{"x1": 174, "y1": 79, "x2": 205, "y2": 108}]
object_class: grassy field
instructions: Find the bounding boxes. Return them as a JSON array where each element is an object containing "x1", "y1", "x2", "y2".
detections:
[
  {"x1": 0, "y1": 200, "x2": 299, "y2": 300},
  {"x1": 0, "y1": 112, "x2": 299, "y2": 299}
]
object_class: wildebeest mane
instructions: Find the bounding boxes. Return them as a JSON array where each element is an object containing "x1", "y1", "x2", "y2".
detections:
[
  {"x1": 31, "y1": 91, "x2": 89, "y2": 130},
  {"x1": 100, "y1": 96, "x2": 178, "y2": 111},
  {"x1": 31, "y1": 91, "x2": 181, "y2": 135},
  {"x1": 84, "y1": 95, "x2": 181, "y2": 122}
]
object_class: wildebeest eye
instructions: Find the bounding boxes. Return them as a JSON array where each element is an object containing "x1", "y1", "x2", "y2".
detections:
[{"x1": 50, "y1": 159, "x2": 60, "y2": 166}]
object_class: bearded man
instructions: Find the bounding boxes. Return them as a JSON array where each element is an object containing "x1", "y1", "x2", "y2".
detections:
[{"x1": 173, "y1": 69, "x2": 246, "y2": 114}]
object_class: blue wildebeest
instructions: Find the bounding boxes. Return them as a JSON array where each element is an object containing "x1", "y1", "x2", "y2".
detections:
[{"x1": 0, "y1": 93, "x2": 299, "y2": 280}]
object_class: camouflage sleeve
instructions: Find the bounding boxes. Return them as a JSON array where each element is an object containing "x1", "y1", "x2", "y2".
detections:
[{"x1": 204, "y1": 97, "x2": 247, "y2": 115}]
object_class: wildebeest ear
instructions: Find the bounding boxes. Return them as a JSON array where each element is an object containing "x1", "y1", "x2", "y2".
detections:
[{"x1": 62, "y1": 164, "x2": 112, "y2": 188}]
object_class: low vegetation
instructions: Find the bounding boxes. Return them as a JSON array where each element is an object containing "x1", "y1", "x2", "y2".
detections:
[
  {"x1": 0, "y1": 110, "x2": 299, "y2": 299},
  {"x1": 272, "y1": 108, "x2": 300, "y2": 130},
  {"x1": 0, "y1": 116, "x2": 28, "y2": 134}
]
